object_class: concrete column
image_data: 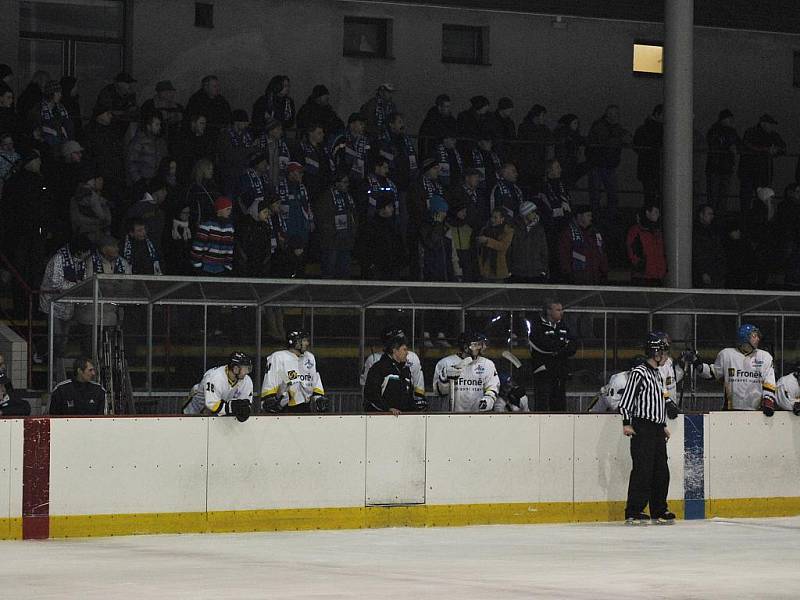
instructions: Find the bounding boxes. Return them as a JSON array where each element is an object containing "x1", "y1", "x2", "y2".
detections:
[{"x1": 663, "y1": 0, "x2": 693, "y2": 288}]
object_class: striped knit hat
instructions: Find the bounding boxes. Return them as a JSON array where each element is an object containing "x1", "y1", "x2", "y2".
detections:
[{"x1": 214, "y1": 197, "x2": 233, "y2": 213}]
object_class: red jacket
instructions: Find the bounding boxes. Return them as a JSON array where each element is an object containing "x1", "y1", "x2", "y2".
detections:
[{"x1": 626, "y1": 223, "x2": 667, "y2": 281}]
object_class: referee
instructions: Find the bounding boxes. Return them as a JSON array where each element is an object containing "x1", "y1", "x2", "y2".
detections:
[{"x1": 618, "y1": 332, "x2": 675, "y2": 525}]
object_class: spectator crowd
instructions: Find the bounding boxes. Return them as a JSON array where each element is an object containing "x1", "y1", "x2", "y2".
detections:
[{"x1": 1, "y1": 61, "x2": 800, "y2": 321}]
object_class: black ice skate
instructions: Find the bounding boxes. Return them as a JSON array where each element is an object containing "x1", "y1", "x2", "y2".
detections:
[
  {"x1": 651, "y1": 512, "x2": 676, "y2": 525},
  {"x1": 624, "y1": 513, "x2": 650, "y2": 525}
]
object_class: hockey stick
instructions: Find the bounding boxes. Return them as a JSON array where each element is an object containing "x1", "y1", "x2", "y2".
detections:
[
  {"x1": 501, "y1": 350, "x2": 522, "y2": 369},
  {"x1": 449, "y1": 356, "x2": 473, "y2": 412}
]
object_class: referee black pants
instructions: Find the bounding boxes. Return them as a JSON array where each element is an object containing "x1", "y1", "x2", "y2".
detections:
[{"x1": 625, "y1": 418, "x2": 670, "y2": 518}]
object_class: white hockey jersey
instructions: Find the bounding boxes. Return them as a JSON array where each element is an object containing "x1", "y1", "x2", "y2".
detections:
[
  {"x1": 360, "y1": 351, "x2": 425, "y2": 399},
  {"x1": 776, "y1": 373, "x2": 800, "y2": 411},
  {"x1": 261, "y1": 349, "x2": 324, "y2": 407},
  {"x1": 659, "y1": 357, "x2": 684, "y2": 403},
  {"x1": 591, "y1": 371, "x2": 629, "y2": 413},
  {"x1": 434, "y1": 354, "x2": 499, "y2": 412},
  {"x1": 183, "y1": 365, "x2": 254, "y2": 415},
  {"x1": 698, "y1": 347, "x2": 776, "y2": 410}
]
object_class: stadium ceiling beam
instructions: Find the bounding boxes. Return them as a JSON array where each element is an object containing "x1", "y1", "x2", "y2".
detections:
[
  {"x1": 360, "y1": 286, "x2": 402, "y2": 308},
  {"x1": 739, "y1": 296, "x2": 780, "y2": 315},
  {"x1": 463, "y1": 288, "x2": 507, "y2": 309},
  {"x1": 258, "y1": 284, "x2": 302, "y2": 307},
  {"x1": 149, "y1": 282, "x2": 191, "y2": 304},
  {"x1": 650, "y1": 293, "x2": 693, "y2": 314}
]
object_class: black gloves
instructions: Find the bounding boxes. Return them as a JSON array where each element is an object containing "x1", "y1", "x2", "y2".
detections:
[
  {"x1": 312, "y1": 395, "x2": 330, "y2": 413},
  {"x1": 415, "y1": 396, "x2": 429, "y2": 411},
  {"x1": 793, "y1": 402, "x2": 800, "y2": 416},
  {"x1": 761, "y1": 398, "x2": 775, "y2": 417},
  {"x1": 666, "y1": 401, "x2": 679, "y2": 420},
  {"x1": 230, "y1": 399, "x2": 251, "y2": 423},
  {"x1": 262, "y1": 396, "x2": 282, "y2": 413},
  {"x1": 680, "y1": 349, "x2": 703, "y2": 368}
]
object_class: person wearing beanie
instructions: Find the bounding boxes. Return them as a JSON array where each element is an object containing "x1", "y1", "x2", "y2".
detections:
[
  {"x1": 626, "y1": 203, "x2": 667, "y2": 286},
  {"x1": 217, "y1": 108, "x2": 256, "y2": 194},
  {"x1": 450, "y1": 167, "x2": 488, "y2": 234},
  {"x1": 235, "y1": 193, "x2": 281, "y2": 278},
  {"x1": 509, "y1": 200, "x2": 549, "y2": 283},
  {"x1": 140, "y1": 80, "x2": 184, "y2": 144},
  {"x1": 704, "y1": 109, "x2": 740, "y2": 210},
  {"x1": 379, "y1": 111, "x2": 419, "y2": 194},
  {"x1": 360, "y1": 82, "x2": 397, "y2": 140},
  {"x1": 339, "y1": 112, "x2": 370, "y2": 183},
  {"x1": 275, "y1": 162, "x2": 314, "y2": 277},
  {"x1": 553, "y1": 114, "x2": 587, "y2": 188},
  {"x1": 316, "y1": 171, "x2": 358, "y2": 278},
  {"x1": 69, "y1": 163, "x2": 111, "y2": 245},
  {"x1": 252, "y1": 75, "x2": 295, "y2": 131},
  {"x1": 558, "y1": 206, "x2": 608, "y2": 284},
  {"x1": 125, "y1": 175, "x2": 169, "y2": 253},
  {"x1": 418, "y1": 93, "x2": 458, "y2": 159},
  {"x1": 37, "y1": 79, "x2": 73, "y2": 148},
  {"x1": 738, "y1": 114, "x2": 786, "y2": 212},
  {"x1": 191, "y1": 196, "x2": 236, "y2": 274},
  {"x1": 633, "y1": 104, "x2": 665, "y2": 207},
  {"x1": 184, "y1": 75, "x2": 232, "y2": 139},
  {"x1": 457, "y1": 96, "x2": 491, "y2": 153},
  {"x1": 292, "y1": 122, "x2": 335, "y2": 199},
  {"x1": 126, "y1": 110, "x2": 167, "y2": 184},
  {"x1": 485, "y1": 97, "x2": 517, "y2": 157},
  {"x1": 517, "y1": 104, "x2": 552, "y2": 189},
  {"x1": 296, "y1": 84, "x2": 344, "y2": 135},
  {"x1": 419, "y1": 194, "x2": 457, "y2": 282},
  {"x1": 95, "y1": 72, "x2": 139, "y2": 139},
  {"x1": 434, "y1": 126, "x2": 463, "y2": 189},
  {"x1": 477, "y1": 207, "x2": 514, "y2": 282},
  {"x1": 356, "y1": 190, "x2": 407, "y2": 280},
  {"x1": 490, "y1": 162, "x2": 524, "y2": 219}
]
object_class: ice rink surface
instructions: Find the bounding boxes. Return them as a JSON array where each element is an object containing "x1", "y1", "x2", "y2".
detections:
[{"x1": 4, "y1": 517, "x2": 800, "y2": 599}]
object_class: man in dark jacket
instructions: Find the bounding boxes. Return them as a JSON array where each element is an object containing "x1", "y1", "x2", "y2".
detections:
[
  {"x1": 235, "y1": 198, "x2": 279, "y2": 278},
  {"x1": 705, "y1": 109, "x2": 740, "y2": 210},
  {"x1": 171, "y1": 113, "x2": 215, "y2": 186},
  {"x1": 292, "y1": 123, "x2": 334, "y2": 199},
  {"x1": 587, "y1": 105, "x2": 631, "y2": 218},
  {"x1": 418, "y1": 94, "x2": 457, "y2": 159},
  {"x1": 360, "y1": 83, "x2": 397, "y2": 141},
  {"x1": 558, "y1": 206, "x2": 608, "y2": 284},
  {"x1": 81, "y1": 104, "x2": 125, "y2": 206},
  {"x1": 633, "y1": 104, "x2": 664, "y2": 207},
  {"x1": 295, "y1": 84, "x2": 344, "y2": 136},
  {"x1": 528, "y1": 299, "x2": 576, "y2": 412},
  {"x1": 509, "y1": 201, "x2": 548, "y2": 283},
  {"x1": 485, "y1": 97, "x2": 516, "y2": 157},
  {"x1": 49, "y1": 357, "x2": 106, "y2": 415},
  {"x1": 357, "y1": 191, "x2": 406, "y2": 280},
  {"x1": 0, "y1": 373, "x2": 31, "y2": 416},
  {"x1": 364, "y1": 329, "x2": 422, "y2": 414},
  {"x1": 692, "y1": 204, "x2": 725, "y2": 288},
  {"x1": 316, "y1": 172, "x2": 357, "y2": 279},
  {"x1": 517, "y1": 104, "x2": 552, "y2": 189},
  {"x1": 419, "y1": 194, "x2": 455, "y2": 282},
  {"x1": 94, "y1": 72, "x2": 138, "y2": 138},
  {"x1": 457, "y1": 96, "x2": 491, "y2": 153},
  {"x1": 184, "y1": 75, "x2": 232, "y2": 138},
  {"x1": 738, "y1": 114, "x2": 786, "y2": 211}
]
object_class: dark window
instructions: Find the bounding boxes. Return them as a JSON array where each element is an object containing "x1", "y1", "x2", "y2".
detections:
[
  {"x1": 343, "y1": 16, "x2": 391, "y2": 59},
  {"x1": 195, "y1": 3, "x2": 214, "y2": 29},
  {"x1": 442, "y1": 24, "x2": 488, "y2": 65},
  {"x1": 794, "y1": 51, "x2": 800, "y2": 87},
  {"x1": 633, "y1": 40, "x2": 663, "y2": 77}
]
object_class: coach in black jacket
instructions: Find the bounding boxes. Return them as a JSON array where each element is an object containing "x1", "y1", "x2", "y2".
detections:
[
  {"x1": 364, "y1": 329, "x2": 424, "y2": 414},
  {"x1": 528, "y1": 299, "x2": 576, "y2": 412},
  {"x1": 0, "y1": 374, "x2": 31, "y2": 416},
  {"x1": 49, "y1": 357, "x2": 106, "y2": 415}
]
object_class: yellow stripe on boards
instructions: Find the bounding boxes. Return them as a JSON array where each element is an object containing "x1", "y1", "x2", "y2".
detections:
[
  {"x1": 49, "y1": 512, "x2": 208, "y2": 538},
  {"x1": 0, "y1": 518, "x2": 23, "y2": 540},
  {"x1": 707, "y1": 497, "x2": 800, "y2": 519}
]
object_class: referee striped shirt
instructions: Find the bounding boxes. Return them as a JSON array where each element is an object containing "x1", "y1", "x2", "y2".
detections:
[{"x1": 618, "y1": 362, "x2": 666, "y2": 426}]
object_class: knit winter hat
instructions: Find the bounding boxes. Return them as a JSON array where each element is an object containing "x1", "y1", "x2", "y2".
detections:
[
  {"x1": 470, "y1": 95, "x2": 490, "y2": 110},
  {"x1": 519, "y1": 201, "x2": 538, "y2": 217},
  {"x1": 310, "y1": 84, "x2": 330, "y2": 99},
  {"x1": 757, "y1": 187, "x2": 775, "y2": 202},
  {"x1": 429, "y1": 194, "x2": 448, "y2": 215},
  {"x1": 214, "y1": 196, "x2": 233, "y2": 213},
  {"x1": 497, "y1": 97, "x2": 514, "y2": 110},
  {"x1": 287, "y1": 161, "x2": 304, "y2": 173},
  {"x1": 421, "y1": 157, "x2": 439, "y2": 173}
]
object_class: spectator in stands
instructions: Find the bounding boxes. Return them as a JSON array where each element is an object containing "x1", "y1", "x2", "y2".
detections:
[
  {"x1": 317, "y1": 171, "x2": 357, "y2": 279},
  {"x1": 164, "y1": 199, "x2": 193, "y2": 275},
  {"x1": 0, "y1": 64, "x2": 13, "y2": 87},
  {"x1": 0, "y1": 373, "x2": 31, "y2": 416},
  {"x1": 184, "y1": 75, "x2": 232, "y2": 137},
  {"x1": 236, "y1": 151, "x2": 273, "y2": 218},
  {"x1": 49, "y1": 358, "x2": 106, "y2": 416},
  {"x1": 705, "y1": 109, "x2": 740, "y2": 210},
  {"x1": 2, "y1": 148, "x2": 52, "y2": 315},
  {"x1": 140, "y1": 80, "x2": 184, "y2": 143},
  {"x1": 485, "y1": 97, "x2": 516, "y2": 156},
  {"x1": 692, "y1": 204, "x2": 725, "y2": 288},
  {"x1": 126, "y1": 111, "x2": 166, "y2": 184},
  {"x1": 262, "y1": 116, "x2": 291, "y2": 188},
  {"x1": 457, "y1": 95, "x2": 491, "y2": 152},
  {"x1": 510, "y1": 200, "x2": 548, "y2": 283},
  {"x1": 418, "y1": 94, "x2": 457, "y2": 159},
  {"x1": 723, "y1": 219, "x2": 757, "y2": 289},
  {"x1": 468, "y1": 131, "x2": 502, "y2": 196},
  {"x1": 59, "y1": 76, "x2": 82, "y2": 141},
  {"x1": 633, "y1": 104, "x2": 664, "y2": 207},
  {"x1": 121, "y1": 218, "x2": 162, "y2": 275},
  {"x1": 339, "y1": 112, "x2": 370, "y2": 183},
  {"x1": 192, "y1": 196, "x2": 235, "y2": 275},
  {"x1": 293, "y1": 123, "x2": 333, "y2": 199},
  {"x1": 749, "y1": 186, "x2": 780, "y2": 288},
  {"x1": 382, "y1": 112, "x2": 418, "y2": 204},
  {"x1": 587, "y1": 105, "x2": 631, "y2": 220},
  {"x1": 95, "y1": 72, "x2": 138, "y2": 138},
  {"x1": 553, "y1": 113, "x2": 586, "y2": 188},
  {"x1": 70, "y1": 165, "x2": 111, "y2": 245},
  {"x1": 450, "y1": 167, "x2": 486, "y2": 233},
  {"x1": 295, "y1": 84, "x2": 344, "y2": 136},
  {"x1": 490, "y1": 162, "x2": 524, "y2": 219},
  {"x1": 0, "y1": 83, "x2": 19, "y2": 140},
  {"x1": 235, "y1": 197, "x2": 280, "y2": 278},
  {"x1": 361, "y1": 154, "x2": 399, "y2": 228},
  {"x1": 38, "y1": 79, "x2": 72, "y2": 148},
  {"x1": 361, "y1": 83, "x2": 397, "y2": 140},
  {"x1": 420, "y1": 194, "x2": 456, "y2": 282},
  {"x1": 357, "y1": 191, "x2": 406, "y2": 280},
  {"x1": 82, "y1": 104, "x2": 125, "y2": 206},
  {"x1": 217, "y1": 109, "x2": 256, "y2": 194},
  {"x1": 626, "y1": 203, "x2": 667, "y2": 287},
  {"x1": 187, "y1": 157, "x2": 218, "y2": 233},
  {"x1": 48, "y1": 140, "x2": 85, "y2": 243},
  {"x1": 0, "y1": 132, "x2": 20, "y2": 197},
  {"x1": 434, "y1": 128, "x2": 463, "y2": 189},
  {"x1": 447, "y1": 198, "x2": 476, "y2": 282},
  {"x1": 477, "y1": 207, "x2": 514, "y2": 283},
  {"x1": 407, "y1": 157, "x2": 445, "y2": 278},
  {"x1": 171, "y1": 113, "x2": 214, "y2": 186},
  {"x1": 558, "y1": 206, "x2": 608, "y2": 284},
  {"x1": 277, "y1": 162, "x2": 314, "y2": 277},
  {"x1": 17, "y1": 70, "x2": 50, "y2": 126},
  {"x1": 738, "y1": 114, "x2": 786, "y2": 211},
  {"x1": 517, "y1": 104, "x2": 552, "y2": 189},
  {"x1": 253, "y1": 75, "x2": 295, "y2": 130},
  {"x1": 126, "y1": 176, "x2": 168, "y2": 253}
]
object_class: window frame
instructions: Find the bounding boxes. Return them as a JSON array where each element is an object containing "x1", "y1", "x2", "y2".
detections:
[
  {"x1": 342, "y1": 16, "x2": 393, "y2": 60},
  {"x1": 632, "y1": 38, "x2": 664, "y2": 78},
  {"x1": 441, "y1": 23, "x2": 490, "y2": 66}
]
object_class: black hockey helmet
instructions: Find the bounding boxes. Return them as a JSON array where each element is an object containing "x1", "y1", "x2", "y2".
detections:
[
  {"x1": 382, "y1": 327, "x2": 408, "y2": 354},
  {"x1": 228, "y1": 351, "x2": 253, "y2": 368},
  {"x1": 644, "y1": 332, "x2": 669, "y2": 358},
  {"x1": 287, "y1": 330, "x2": 310, "y2": 349},
  {"x1": 459, "y1": 331, "x2": 488, "y2": 354}
]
